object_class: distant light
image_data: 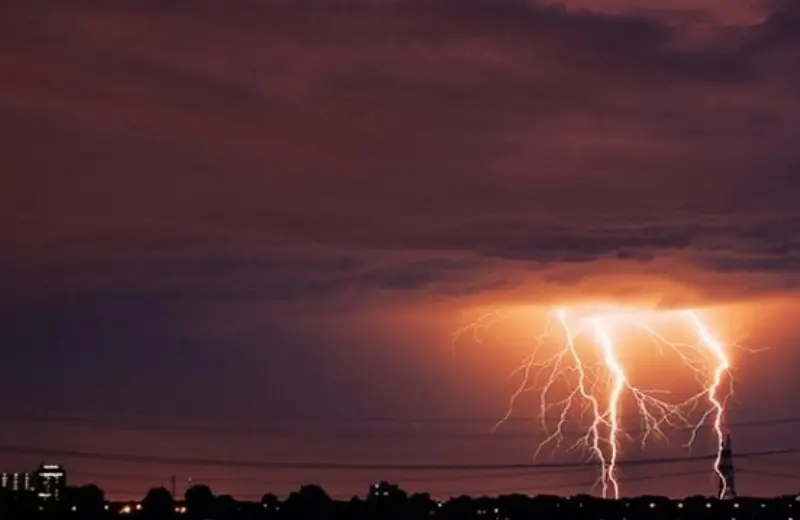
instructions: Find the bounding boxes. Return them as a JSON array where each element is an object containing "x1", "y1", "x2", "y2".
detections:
[{"x1": 71, "y1": 506, "x2": 77, "y2": 511}]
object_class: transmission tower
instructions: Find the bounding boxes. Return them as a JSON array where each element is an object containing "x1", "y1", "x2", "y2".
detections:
[{"x1": 717, "y1": 434, "x2": 737, "y2": 499}]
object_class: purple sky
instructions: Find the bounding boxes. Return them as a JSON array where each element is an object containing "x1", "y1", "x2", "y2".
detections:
[{"x1": 1, "y1": 0, "x2": 800, "y2": 501}]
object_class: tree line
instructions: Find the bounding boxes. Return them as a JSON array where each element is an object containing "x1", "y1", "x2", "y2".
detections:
[{"x1": 1, "y1": 480, "x2": 797, "y2": 520}]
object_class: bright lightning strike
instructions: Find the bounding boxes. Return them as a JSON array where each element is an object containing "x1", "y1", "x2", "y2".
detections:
[{"x1": 455, "y1": 306, "x2": 740, "y2": 499}]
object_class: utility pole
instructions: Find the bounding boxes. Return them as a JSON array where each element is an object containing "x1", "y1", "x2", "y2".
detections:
[
  {"x1": 718, "y1": 434, "x2": 737, "y2": 499},
  {"x1": 171, "y1": 475, "x2": 176, "y2": 498}
]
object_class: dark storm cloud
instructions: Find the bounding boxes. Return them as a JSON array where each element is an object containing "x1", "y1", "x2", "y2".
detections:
[
  {"x1": 697, "y1": 254, "x2": 800, "y2": 274},
  {"x1": 1, "y1": 0, "x2": 799, "y2": 307},
  {"x1": 746, "y1": 0, "x2": 800, "y2": 50}
]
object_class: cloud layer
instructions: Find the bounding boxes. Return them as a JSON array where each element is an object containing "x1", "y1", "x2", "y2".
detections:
[{"x1": 2, "y1": 0, "x2": 799, "y2": 309}]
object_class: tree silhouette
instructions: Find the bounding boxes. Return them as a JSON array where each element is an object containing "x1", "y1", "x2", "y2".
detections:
[
  {"x1": 284, "y1": 484, "x2": 332, "y2": 519},
  {"x1": 292, "y1": 484, "x2": 330, "y2": 505},
  {"x1": 1, "y1": 477, "x2": 798, "y2": 520},
  {"x1": 141, "y1": 487, "x2": 175, "y2": 518},
  {"x1": 185, "y1": 484, "x2": 215, "y2": 518},
  {"x1": 408, "y1": 492, "x2": 435, "y2": 517},
  {"x1": 72, "y1": 484, "x2": 105, "y2": 517},
  {"x1": 261, "y1": 492, "x2": 279, "y2": 513},
  {"x1": 216, "y1": 494, "x2": 238, "y2": 517}
]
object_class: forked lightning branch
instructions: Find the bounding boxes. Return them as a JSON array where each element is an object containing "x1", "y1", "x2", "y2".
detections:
[{"x1": 455, "y1": 307, "x2": 739, "y2": 499}]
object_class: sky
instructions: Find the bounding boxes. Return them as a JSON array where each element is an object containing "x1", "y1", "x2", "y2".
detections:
[{"x1": 1, "y1": 0, "x2": 800, "y2": 502}]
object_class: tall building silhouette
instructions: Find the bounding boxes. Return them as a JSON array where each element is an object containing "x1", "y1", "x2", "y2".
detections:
[
  {"x1": 718, "y1": 434, "x2": 736, "y2": 499},
  {"x1": 36, "y1": 464, "x2": 66, "y2": 502}
]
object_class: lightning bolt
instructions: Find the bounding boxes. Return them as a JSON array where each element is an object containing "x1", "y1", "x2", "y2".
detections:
[
  {"x1": 557, "y1": 310, "x2": 608, "y2": 495},
  {"x1": 684, "y1": 310, "x2": 731, "y2": 498},
  {"x1": 455, "y1": 306, "x2": 736, "y2": 499},
  {"x1": 592, "y1": 317, "x2": 625, "y2": 499}
]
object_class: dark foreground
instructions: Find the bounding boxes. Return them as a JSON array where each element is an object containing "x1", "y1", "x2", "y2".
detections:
[{"x1": 3, "y1": 484, "x2": 799, "y2": 520}]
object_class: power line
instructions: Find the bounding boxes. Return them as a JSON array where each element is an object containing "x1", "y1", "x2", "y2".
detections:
[
  {"x1": 1, "y1": 413, "x2": 799, "y2": 439},
  {"x1": 428, "y1": 469, "x2": 712, "y2": 497},
  {"x1": 739, "y1": 468, "x2": 800, "y2": 481},
  {"x1": 84, "y1": 468, "x2": 721, "y2": 501},
  {"x1": 71, "y1": 467, "x2": 582, "y2": 484},
  {"x1": 70, "y1": 463, "x2": 603, "y2": 490},
  {"x1": 0, "y1": 444, "x2": 797, "y2": 471},
  {"x1": 73, "y1": 465, "x2": 800, "y2": 501}
]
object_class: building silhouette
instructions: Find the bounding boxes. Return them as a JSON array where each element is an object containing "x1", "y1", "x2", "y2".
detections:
[
  {"x1": 0, "y1": 472, "x2": 35, "y2": 492},
  {"x1": 35, "y1": 464, "x2": 66, "y2": 502}
]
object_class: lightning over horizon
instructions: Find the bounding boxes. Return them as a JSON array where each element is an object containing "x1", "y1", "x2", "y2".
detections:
[{"x1": 455, "y1": 306, "x2": 740, "y2": 499}]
